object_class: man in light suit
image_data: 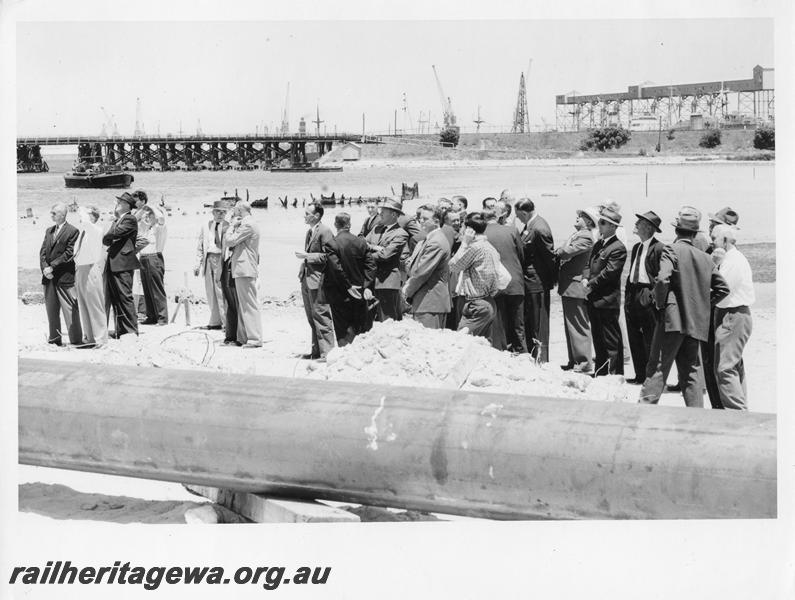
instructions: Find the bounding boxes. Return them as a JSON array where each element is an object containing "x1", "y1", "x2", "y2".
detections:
[
  {"x1": 403, "y1": 205, "x2": 451, "y2": 329},
  {"x1": 40, "y1": 202, "x2": 82, "y2": 346},
  {"x1": 485, "y1": 202, "x2": 526, "y2": 352},
  {"x1": 194, "y1": 199, "x2": 230, "y2": 330},
  {"x1": 624, "y1": 211, "x2": 665, "y2": 384},
  {"x1": 103, "y1": 192, "x2": 141, "y2": 337},
  {"x1": 74, "y1": 205, "x2": 107, "y2": 348},
  {"x1": 515, "y1": 198, "x2": 556, "y2": 362},
  {"x1": 225, "y1": 201, "x2": 262, "y2": 347},
  {"x1": 297, "y1": 203, "x2": 337, "y2": 359},
  {"x1": 366, "y1": 198, "x2": 410, "y2": 321},
  {"x1": 555, "y1": 207, "x2": 598, "y2": 373},
  {"x1": 639, "y1": 207, "x2": 730, "y2": 407},
  {"x1": 583, "y1": 204, "x2": 627, "y2": 376}
]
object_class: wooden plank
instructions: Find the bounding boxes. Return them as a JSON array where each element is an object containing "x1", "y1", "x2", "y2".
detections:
[
  {"x1": 186, "y1": 485, "x2": 359, "y2": 523},
  {"x1": 18, "y1": 358, "x2": 776, "y2": 520}
]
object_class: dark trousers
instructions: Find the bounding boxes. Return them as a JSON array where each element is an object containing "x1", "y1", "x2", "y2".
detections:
[
  {"x1": 493, "y1": 294, "x2": 527, "y2": 353},
  {"x1": 701, "y1": 306, "x2": 722, "y2": 409},
  {"x1": 139, "y1": 253, "x2": 168, "y2": 324},
  {"x1": 44, "y1": 281, "x2": 82, "y2": 345},
  {"x1": 525, "y1": 289, "x2": 551, "y2": 362},
  {"x1": 458, "y1": 297, "x2": 496, "y2": 340},
  {"x1": 445, "y1": 295, "x2": 465, "y2": 331},
  {"x1": 640, "y1": 327, "x2": 704, "y2": 408},
  {"x1": 328, "y1": 293, "x2": 369, "y2": 345},
  {"x1": 375, "y1": 288, "x2": 403, "y2": 322},
  {"x1": 106, "y1": 268, "x2": 138, "y2": 336},
  {"x1": 221, "y1": 259, "x2": 238, "y2": 342},
  {"x1": 587, "y1": 305, "x2": 623, "y2": 376},
  {"x1": 624, "y1": 283, "x2": 657, "y2": 380}
]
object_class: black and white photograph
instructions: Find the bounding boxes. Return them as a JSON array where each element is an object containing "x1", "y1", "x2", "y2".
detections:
[{"x1": 2, "y1": 1, "x2": 793, "y2": 598}]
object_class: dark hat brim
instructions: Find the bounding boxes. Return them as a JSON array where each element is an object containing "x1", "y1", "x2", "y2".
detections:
[{"x1": 635, "y1": 212, "x2": 662, "y2": 233}]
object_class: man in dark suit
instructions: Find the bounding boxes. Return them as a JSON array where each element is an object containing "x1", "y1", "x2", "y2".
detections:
[
  {"x1": 485, "y1": 202, "x2": 526, "y2": 352},
  {"x1": 103, "y1": 192, "x2": 141, "y2": 337},
  {"x1": 40, "y1": 202, "x2": 82, "y2": 346},
  {"x1": 297, "y1": 203, "x2": 337, "y2": 359},
  {"x1": 327, "y1": 212, "x2": 376, "y2": 345},
  {"x1": 515, "y1": 198, "x2": 556, "y2": 362},
  {"x1": 639, "y1": 207, "x2": 730, "y2": 407},
  {"x1": 583, "y1": 204, "x2": 627, "y2": 376},
  {"x1": 441, "y1": 208, "x2": 464, "y2": 331},
  {"x1": 403, "y1": 205, "x2": 451, "y2": 329},
  {"x1": 365, "y1": 198, "x2": 410, "y2": 321},
  {"x1": 358, "y1": 198, "x2": 382, "y2": 238},
  {"x1": 624, "y1": 211, "x2": 665, "y2": 384}
]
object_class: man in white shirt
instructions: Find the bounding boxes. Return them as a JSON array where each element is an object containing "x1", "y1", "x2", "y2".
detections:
[
  {"x1": 73, "y1": 206, "x2": 107, "y2": 347},
  {"x1": 624, "y1": 211, "x2": 664, "y2": 384},
  {"x1": 138, "y1": 205, "x2": 169, "y2": 325},
  {"x1": 711, "y1": 224, "x2": 755, "y2": 410},
  {"x1": 194, "y1": 200, "x2": 230, "y2": 330}
]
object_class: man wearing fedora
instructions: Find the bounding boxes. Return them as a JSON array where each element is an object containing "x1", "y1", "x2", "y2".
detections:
[
  {"x1": 194, "y1": 199, "x2": 230, "y2": 330},
  {"x1": 365, "y1": 198, "x2": 410, "y2": 322},
  {"x1": 555, "y1": 206, "x2": 599, "y2": 373},
  {"x1": 103, "y1": 192, "x2": 141, "y2": 337},
  {"x1": 583, "y1": 203, "x2": 627, "y2": 376},
  {"x1": 701, "y1": 207, "x2": 741, "y2": 408},
  {"x1": 624, "y1": 211, "x2": 665, "y2": 384},
  {"x1": 639, "y1": 207, "x2": 730, "y2": 407}
]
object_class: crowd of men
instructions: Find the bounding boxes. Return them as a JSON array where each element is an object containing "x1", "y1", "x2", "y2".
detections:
[{"x1": 40, "y1": 187, "x2": 755, "y2": 410}]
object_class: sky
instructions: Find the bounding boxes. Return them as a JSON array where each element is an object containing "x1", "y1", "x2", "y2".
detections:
[{"x1": 16, "y1": 18, "x2": 774, "y2": 137}]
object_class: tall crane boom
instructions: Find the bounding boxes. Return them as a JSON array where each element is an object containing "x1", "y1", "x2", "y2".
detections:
[{"x1": 432, "y1": 65, "x2": 457, "y2": 128}]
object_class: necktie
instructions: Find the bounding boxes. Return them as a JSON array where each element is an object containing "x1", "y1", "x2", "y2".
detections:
[
  {"x1": 631, "y1": 246, "x2": 642, "y2": 283},
  {"x1": 305, "y1": 228, "x2": 313, "y2": 251},
  {"x1": 75, "y1": 229, "x2": 86, "y2": 256},
  {"x1": 214, "y1": 222, "x2": 221, "y2": 248}
]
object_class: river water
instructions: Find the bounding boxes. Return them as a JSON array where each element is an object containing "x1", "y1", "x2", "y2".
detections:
[{"x1": 18, "y1": 155, "x2": 775, "y2": 298}]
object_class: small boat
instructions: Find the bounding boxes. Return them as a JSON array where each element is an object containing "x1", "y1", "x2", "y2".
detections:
[
  {"x1": 319, "y1": 193, "x2": 339, "y2": 206},
  {"x1": 64, "y1": 163, "x2": 134, "y2": 189},
  {"x1": 271, "y1": 165, "x2": 343, "y2": 173},
  {"x1": 251, "y1": 197, "x2": 269, "y2": 208}
]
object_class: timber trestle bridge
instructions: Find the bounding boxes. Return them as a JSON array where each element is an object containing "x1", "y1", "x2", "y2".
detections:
[{"x1": 17, "y1": 133, "x2": 382, "y2": 172}]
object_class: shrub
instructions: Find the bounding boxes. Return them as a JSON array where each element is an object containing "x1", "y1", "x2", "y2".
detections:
[
  {"x1": 698, "y1": 128, "x2": 722, "y2": 148},
  {"x1": 638, "y1": 148, "x2": 647, "y2": 156},
  {"x1": 579, "y1": 126, "x2": 631, "y2": 152},
  {"x1": 439, "y1": 127, "x2": 460, "y2": 147},
  {"x1": 753, "y1": 126, "x2": 775, "y2": 150}
]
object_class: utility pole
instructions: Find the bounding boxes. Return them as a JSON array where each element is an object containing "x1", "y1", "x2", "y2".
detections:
[
  {"x1": 394, "y1": 109, "x2": 398, "y2": 136},
  {"x1": 362, "y1": 113, "x2": 365, "y2": 142}
]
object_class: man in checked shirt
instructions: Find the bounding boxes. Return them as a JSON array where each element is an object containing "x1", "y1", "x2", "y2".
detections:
[{"x1": 449, "y1": 211, "x2": 502, "y2": 341}]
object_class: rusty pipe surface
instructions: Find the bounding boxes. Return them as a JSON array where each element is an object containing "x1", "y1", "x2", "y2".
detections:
[{"x1": 18, "y1": 358, "x2": 776, "y2": 520}]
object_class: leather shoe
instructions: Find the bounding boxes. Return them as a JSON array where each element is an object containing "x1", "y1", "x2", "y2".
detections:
[
  {"x1": 298, "y1": 352, "x2": 320, "y2": 360},
  {"x1": 666, "y1": 382, "x2": 682, "y2": 392},
  {"x1": 560, "y1": 364, "x2": 574, "y2": 371},
  {"x1": 625, "y1": 377, "x2": 644, "y2": 385}
]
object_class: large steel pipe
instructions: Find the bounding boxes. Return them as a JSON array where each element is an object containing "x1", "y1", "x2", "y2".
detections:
[{"x1": 18, "y1": 358, "x2": 775, "y2": 520}]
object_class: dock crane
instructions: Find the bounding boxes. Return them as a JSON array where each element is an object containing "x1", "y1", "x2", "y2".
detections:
[
  {"x1": 432, "y1": 65, "x2": 458, "y2": 130},
  {"x1": 280, "y1": 82, "x2": 290, "y2": 135},
  {"x1": 313, "y1": 102, "x2": 324, "y2": 136}
]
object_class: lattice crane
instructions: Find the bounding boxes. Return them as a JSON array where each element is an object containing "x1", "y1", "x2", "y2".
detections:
[{"x1": 432, "y1": 65, "x2": 457, "y2": 128}]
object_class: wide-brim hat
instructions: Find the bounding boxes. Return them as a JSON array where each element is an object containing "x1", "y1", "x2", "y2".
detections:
[
  {"x1": 672, "y1": 206, "x2": 701, "y2": 232},
  {"x1": 635, "y1": 210, "x2": 662, "y2": 233},
  {"x1": 115, "y1": 192, "x2": 136, "y2": 206},
  {"x1": 212, "y1": 199, "x2": 229, "y2": 210},
  {"x1": 598, "y1": 205, "x2": 622, "y2": 226},
  {"x1": 708, "y1": 206, "x2": 739, "y2": 226},
  {"x1": 380, "y1": 198, "x2": 404, "y2": 215},
  {"x1": 577, "y1": 207, "x2": 601, "y2": 229}
]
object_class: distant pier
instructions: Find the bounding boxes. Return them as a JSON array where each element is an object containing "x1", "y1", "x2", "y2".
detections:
[{"x1": 16, "y1": 133, "x2": 382, "y2": 172}]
